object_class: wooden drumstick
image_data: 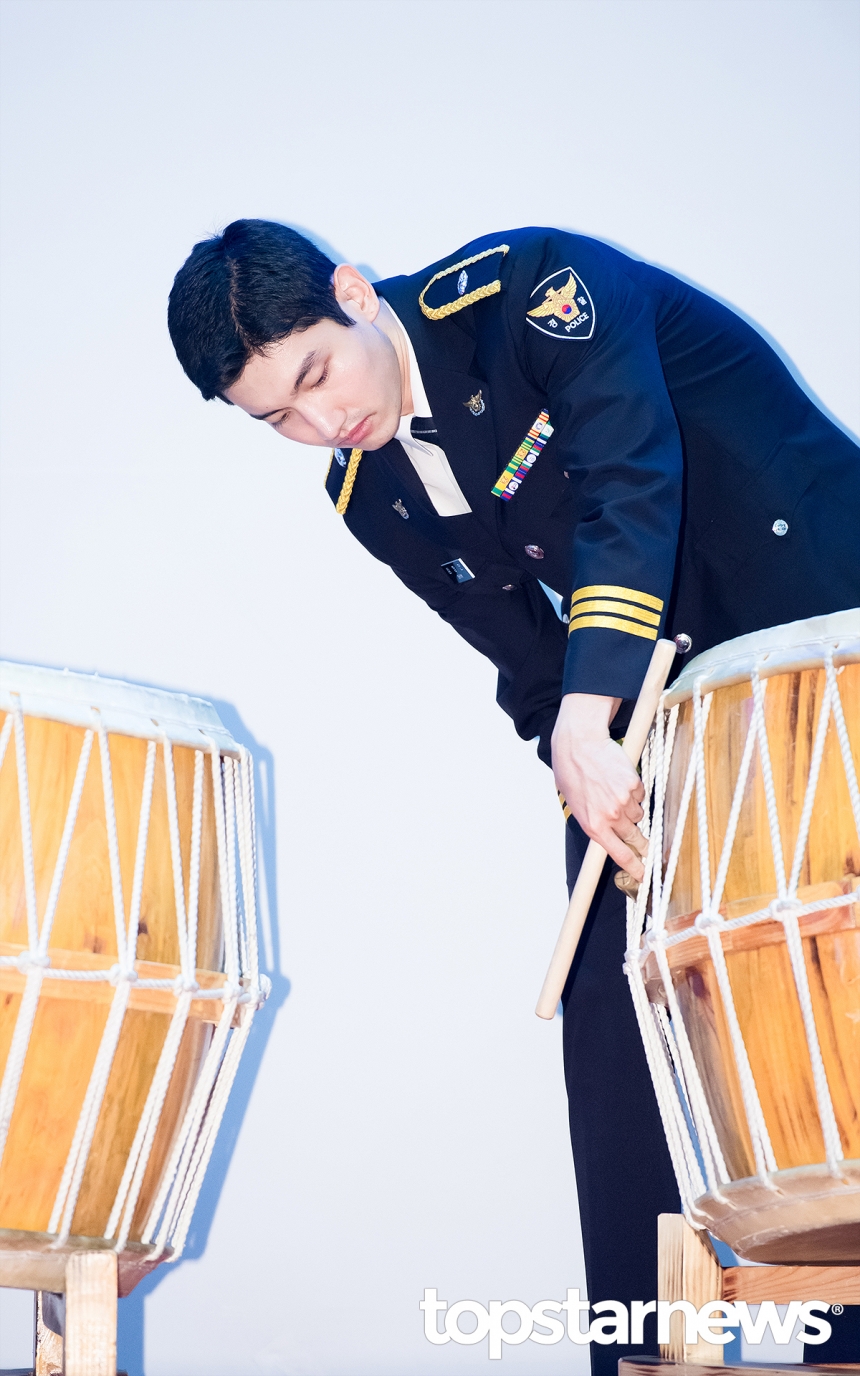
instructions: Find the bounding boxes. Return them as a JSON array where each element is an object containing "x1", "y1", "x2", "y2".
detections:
[{"x1": 535, "y1": 638, "x2": 678, "y2": 1020}]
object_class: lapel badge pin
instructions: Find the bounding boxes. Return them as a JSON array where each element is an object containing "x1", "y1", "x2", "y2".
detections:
[
  {"x1": 457, "y1": 270, "x2": 468, "y2": 296},
  {"x1": 464, "y1": 390, "x2": 485, "y2": 417},
  {"x1": 333, "y1": 448, "x2": 347, "y2": 467},
  {"x1": 392, "y1": 499, "x2": 409, "y2": 520}
]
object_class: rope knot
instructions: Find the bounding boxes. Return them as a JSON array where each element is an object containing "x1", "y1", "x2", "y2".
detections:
[
  {"x1": 768, "y1": 897, "x2": 803, "y2": 920},
  {"x1": 16, "y1": 951, "x2": 50, "y2": 972},
  {"x1": 694, "y1": 908, "x2": 724, "y2": 931},
  {"x1": 108, "y1": 963, "x2": 138, "y2": 985},
  {"x1": 623, "y1": 947, "x2": 647, "y2": 973},
  {"x1": 173, "y1": 974, "x2": 200, "y2": 995},
  {"x1": 221, "y1": 980, "x2": 244, "y2": 1002},
  {"x1": 247, "y1": 973, "x2": 272, "y2": 1007}
]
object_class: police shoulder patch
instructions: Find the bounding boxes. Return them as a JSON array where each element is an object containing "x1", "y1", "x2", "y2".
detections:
[
  {"x1": 419, "y1": 244, "x2": 509, "y2": 320},
  {"x1": 527, "y1": 266, "x2": 595, "y2": 340}
]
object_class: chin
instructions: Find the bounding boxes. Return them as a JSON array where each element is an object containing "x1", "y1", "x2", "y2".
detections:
[{"x1": 362, "y1": 417, "x2": 398, "y2": 451}]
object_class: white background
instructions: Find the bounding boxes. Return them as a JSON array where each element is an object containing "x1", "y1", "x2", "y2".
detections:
[{"x1": 0, "y1": 1, "x2": 857, "y2": 1372}]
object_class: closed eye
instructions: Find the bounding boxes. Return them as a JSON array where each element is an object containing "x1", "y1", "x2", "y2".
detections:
[{"x1": 311, "y1": 365, "x2": 329, "y2": 389}]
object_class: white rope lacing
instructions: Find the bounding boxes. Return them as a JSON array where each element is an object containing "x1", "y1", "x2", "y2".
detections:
[
  {"x1": 14, "y1": 704, "x2": 40, "y2": 951},
  {"x1": 625, "y1": 697, "x2": 726, "y2": 1219},
  {"x1": 0, "y1": 701, "x2": 268, "y2": 1258},
  {"x1": 0, "y1": 714, "x2": 13, "y2": 774},
  {"x1": 162, "y1": 738, "x2": 195, "y2": 985},
  {"x1": 142, "y1": 996, "x2": 238, "y2": 1257},
  {"x1": 653, "y1": 1002, "x2": 709, "y2": 1203},
  {"x1": 625, "y1": 707, "x2": 753, "y2": 1222},
  {"x1": 754, "y1": 661, "x2": 845, "y2": 1172},
  {"x1": 140, "y1": 739, "x2": 269, "y2": 1262},
  {"x1": 0, "y1": 721, "x2": 94, "y2": 1166},
  {"x1": 106, "y1": 990, "x2": 193, "y2": 1250},
  {"x1": 221, "y1": 755, "x2": 241, "y2": 989},
  {"x1": 695, "y1": 677, "x2": 777, "y2": 1180},
  {"x1": 50, "y1": 722, "x2": 151, "y2": 1243},
  {"x1": 106, "y1": 742, "x2": 194, "y2": 1250},
  {"x1": 827, "y1": 658, "x2": 860, "y2": 840},
  {"x1": 187, "y1": 748, "x2": 204, "y2": 975},
  {"x1": 165, "y1": 1007, "x2": 253, "y2": 1260},
  {"x1": 624, "y1": 924, "x2": 706, "y2": 1218},
  {"x1": 749, "y1": 670, "x2": 842, "y2": 1170},
  {"x1": 647, "y1": 698, "x2": 729, "y2": 1191}
]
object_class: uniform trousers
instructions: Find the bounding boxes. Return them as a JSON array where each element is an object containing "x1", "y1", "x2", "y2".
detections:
[{"x1": 562, "y1": 816, "x2": 679, "y2": 1375}]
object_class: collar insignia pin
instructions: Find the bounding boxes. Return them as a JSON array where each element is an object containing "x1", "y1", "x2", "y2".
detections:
[
  {"x1": 464, "y1": 390, "x2": 485, "y2": 417},
  {"x1": 457, "y1": 270, "x2": 468, "y2": 296},
  {"x1": 333, "y1": 448, "x2": 347, "y2": 467}
]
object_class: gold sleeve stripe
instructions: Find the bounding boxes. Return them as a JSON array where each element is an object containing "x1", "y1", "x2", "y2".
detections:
[
  {"x1": 568, "y1": 614, "x2": 658, "y2": 641},
  {"x1": 571, "y1": 598, "x2": 661, "y2": 627},
  {"x1": 335, "y1": 448, "x2": 363, "y2": 515},
  {"x1": 419, "y1": 244, "x2": 510, "y2": 320},
  {"x1": 557, "y1": 790, "x2": 572, "y2": 821},
  {"x1": 571, "y1": 584, "x2": 664, "y2": 612}
]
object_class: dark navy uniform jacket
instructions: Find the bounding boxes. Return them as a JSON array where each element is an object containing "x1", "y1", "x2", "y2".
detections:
[{"x1": 326, "y1": 227, "x2": 859, "y2": 761}]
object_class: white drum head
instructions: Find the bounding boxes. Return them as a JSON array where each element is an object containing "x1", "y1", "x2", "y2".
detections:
[
  {"x1": 665, "y1": 607, "x2": 860, "y2": 705},
  {"x1": 0, "y1": 661, "x2": 238, "y2": 753}
]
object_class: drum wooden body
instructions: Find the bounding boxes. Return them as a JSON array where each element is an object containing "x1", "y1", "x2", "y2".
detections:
[
  {"x1": 0, "y1": 664, "x2": 265, "y2": 1294},
  {"x1": 631, "y1": 611, "x2": 860, "y2": 1264}
]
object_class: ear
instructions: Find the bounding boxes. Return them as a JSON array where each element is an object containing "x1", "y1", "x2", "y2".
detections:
[{"x1": 332, "y1": 264, "x2": 380, "y2": 323}]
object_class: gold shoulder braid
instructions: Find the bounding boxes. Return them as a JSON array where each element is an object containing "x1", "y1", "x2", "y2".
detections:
[
  {"x1": 419, "y1": 244, "x2": 509, "y2": 320},
  {"x1": 335, "y1": 448, "x2": 363, "y2": 515}
]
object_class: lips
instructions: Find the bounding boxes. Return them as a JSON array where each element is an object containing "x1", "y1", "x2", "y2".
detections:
[{"x1": 342, "y1": 416, "x2": 372, "y2": 446}]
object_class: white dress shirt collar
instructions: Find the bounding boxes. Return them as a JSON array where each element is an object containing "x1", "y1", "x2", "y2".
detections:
[{"x1": 385, "y1": 304, "x2": 472, "y2": 517}]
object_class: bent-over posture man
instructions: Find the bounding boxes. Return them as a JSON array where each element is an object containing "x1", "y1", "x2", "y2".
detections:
[{"x1": 168, "y1": 221, "x2": 860, "y2": 1371}]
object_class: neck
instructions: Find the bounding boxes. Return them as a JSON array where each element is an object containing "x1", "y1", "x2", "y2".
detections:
[{"x1": 375, "y1": 298, "x2": 414, "y2": 416}]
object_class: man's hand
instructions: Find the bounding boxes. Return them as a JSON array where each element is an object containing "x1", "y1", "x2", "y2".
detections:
[{"x1": 551, "y1": 692, "x2": 648, "y2": 881}]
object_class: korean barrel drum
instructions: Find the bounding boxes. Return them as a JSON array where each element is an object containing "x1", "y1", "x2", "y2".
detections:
[
  {"x1": 0, "y1": 662, "x2": 266, "y2": 1295},
  {"x1": 629, "y1": 610, "x2": 860, "y2": 1263}
]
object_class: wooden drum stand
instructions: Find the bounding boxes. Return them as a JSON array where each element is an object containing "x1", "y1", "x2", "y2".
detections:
[{"x1": 620, "y1": 1212, "x2": 860, "y2": 1375}]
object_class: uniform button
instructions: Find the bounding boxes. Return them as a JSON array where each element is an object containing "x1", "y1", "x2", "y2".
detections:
[
  {"x1": 674, "y1": 633, "x2": 693, "y2": 654},
  {"x1": 772, "y1": 518, "x2": 789, "y2": 536},
  {"x1": 524, "y1": 544, "x2": 545, "y2": 560},
  {"x1": 502, "y1": 583, "x2": 516, "y2": 591}
]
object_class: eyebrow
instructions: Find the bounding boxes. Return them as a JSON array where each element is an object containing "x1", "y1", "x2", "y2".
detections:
[{"x1": 250, "y1": 350, "x2": 320, "y2": 420}]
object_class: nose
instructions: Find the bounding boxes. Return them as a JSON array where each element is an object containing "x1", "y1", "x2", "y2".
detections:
[{"x1": 301, "y1": 397, "x2": 344, "y2": 446}]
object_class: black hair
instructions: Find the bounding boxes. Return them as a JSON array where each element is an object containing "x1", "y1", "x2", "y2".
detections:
[{"x1": 167, "y1": 219, "x2": 354, "y2": 401}]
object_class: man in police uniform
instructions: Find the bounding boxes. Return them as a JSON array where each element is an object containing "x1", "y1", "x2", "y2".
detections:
[{"x1": 168, "y1": 221, "x2": 860, "y2": 1369}]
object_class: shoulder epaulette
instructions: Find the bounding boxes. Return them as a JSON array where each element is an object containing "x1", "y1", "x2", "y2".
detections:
[
  {"x1": 419, "y1": 244, "x2": 509, "y2": 320},
  {"x1": 325, "y1": 447, "x2": 363, "y2": 515}
]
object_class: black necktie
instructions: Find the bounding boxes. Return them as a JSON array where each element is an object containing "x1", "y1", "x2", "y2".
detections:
[{"x1": 410, "y1": 416, "x2": 439, "y2": 443}]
